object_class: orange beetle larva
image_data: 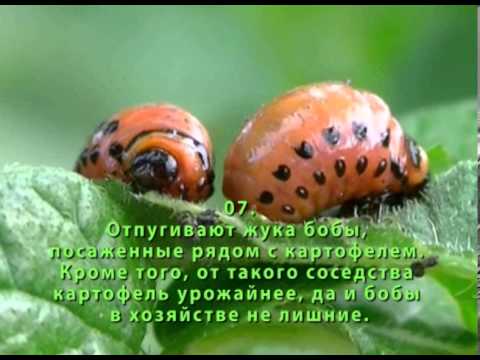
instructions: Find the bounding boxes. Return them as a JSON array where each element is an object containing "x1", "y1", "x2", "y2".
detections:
[
  {"x1": 223, "y1": 82, "x2": 429, "y2": 223},
  {"x1": 75, "y1": 103, "x2": 215, "y2": 202}
]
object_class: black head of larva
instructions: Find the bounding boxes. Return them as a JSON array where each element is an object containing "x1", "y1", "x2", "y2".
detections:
[{"x1": 129, "y1": 149, "x2": 178, "y2": 193}]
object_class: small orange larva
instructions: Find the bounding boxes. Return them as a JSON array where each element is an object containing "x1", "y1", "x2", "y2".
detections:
[{"x1": 75, "y1": 103, "x2": 215, "y2": 202}]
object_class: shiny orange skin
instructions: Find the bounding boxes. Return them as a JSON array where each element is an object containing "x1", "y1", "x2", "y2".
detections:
[
  {"x1": 223, "y1": 82, "x2": 429, "y2": 223},
  {"x1": 75, "y1": 103, "x2": 214, "y2": 202}
]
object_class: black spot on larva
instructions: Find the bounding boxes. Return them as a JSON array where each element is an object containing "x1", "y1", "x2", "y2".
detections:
[
  {"x1": 103, "y1": 120, "x2": 119, "y2": 135},
  {"x1": 294, "y1": 141, "x2": 314, "y2": 159},
  {"x1": 313, "y1": 170, "x2": 326, "y2": 185},
  {"x1": 356, "y1": 156, "x2": 368, "y2": 175},
  {"x1": 80, "y1": 148, "x2": 89, "y2": 166},
  {"x1": 89, "y1": 150, "x2": 100, "y2": 164},
  {"x1": 381, "y1": 129, "x2": 390, "y2": 148},
  {"x1": 109, "y1": 142, "x2": 124, "y2": 162},
  {"x1": 334, "y1": 158, "x2": 346, "y2": 177},
  {"x1": 352, "y1": 122, "x2": 367, "y2": 141},
  {"x1": 74, "y1": 161, "x2": 81, "y2": 173},
  {"x1": 296, "y1": 186, "x2": 309, "y2": 199},
  {"x1": 374, "y1": 159, "x2": 388, "y2": 177},
  {"x1": 282, "y1": 204, "x2": 295, "y2": 214},
  {"x1": 259, "y1": 191, "x2": 274, "y2": 204},
  {"x1": 405, "y1": 136, "x2": 422, "y2": 168},
  {"x1": 390, "y1": 159, "x2": 405, "y2": 180},
  {"x1": 322, "y1": 126, "x2": 340, "y2": 146},
  {"x1": 272, "y1": 165, "x2": 291, "y2": 181},
  {"x1": 196, "y1": 151, "x2": 207, "y2": 168}
]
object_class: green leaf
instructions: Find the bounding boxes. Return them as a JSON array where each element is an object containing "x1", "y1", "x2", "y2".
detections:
[
  {"x1": 383, "y1": 161, "x2": 477, "y2": 333},
  {"x1": 384, "y1": 161, "x2": 476, "y2": 266},
  {"x1": 152, "y1": 263, "x2": 358, "y2": 354},
  {"x1": 0, "y1": 164, "x2": 162, "y2": 354},
  {"x1": 153, "y1": 265, "x2": 476, "y2": 355},
  {"x1": 426, "y1": 145, "x2": 454, "y2": 175},
  {"x1": 0, "y1": 159, "x2": 475, "y2": 354},
  {"x1": 336, "y1": 277, "x2": 477, "y2": 355},
  {"x1": 150, "y1": 161, "x2": 477, "y2": 354}
]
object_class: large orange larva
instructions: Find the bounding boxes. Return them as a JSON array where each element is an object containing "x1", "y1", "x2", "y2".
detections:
[
  {"x1": 75, "y1": 103, "x2": 215, "y2": 202},
  {"x1": 223, "y1": 82, "x2": 429, "y2": 223}
]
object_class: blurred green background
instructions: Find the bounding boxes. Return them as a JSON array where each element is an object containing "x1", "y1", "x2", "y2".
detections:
[{"x1": 0, "y1": 5, "x2": 476, "y2": 207}]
